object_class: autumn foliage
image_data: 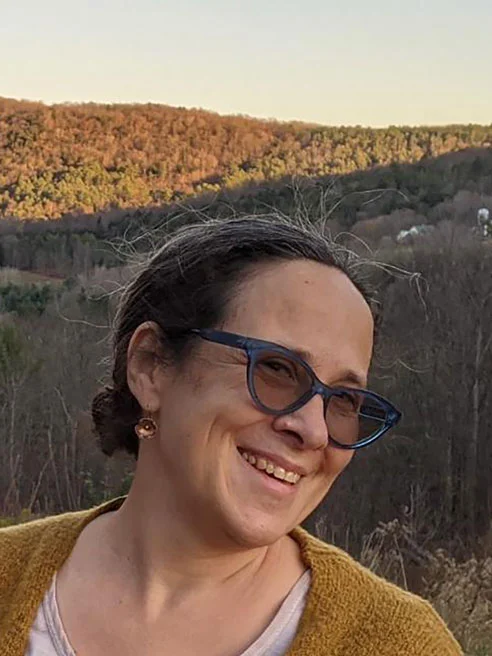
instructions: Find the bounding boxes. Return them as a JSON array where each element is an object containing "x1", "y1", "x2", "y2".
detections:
[{"x1": 1, "y1": 97, "x2": 491, "y2": 219}]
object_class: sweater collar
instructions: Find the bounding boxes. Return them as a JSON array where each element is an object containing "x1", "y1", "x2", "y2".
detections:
[{"x1": 3, "y1": 496, "x2": 336, "y2": 656}]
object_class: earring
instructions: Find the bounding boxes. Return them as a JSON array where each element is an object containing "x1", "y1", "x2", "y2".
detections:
[{"x1": 134, "y1": 416, "x2": 157, "y2": 440}]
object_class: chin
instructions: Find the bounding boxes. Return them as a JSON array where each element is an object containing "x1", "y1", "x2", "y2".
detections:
[{"x1": 222, "y1": 505, "x2": 299, "y2": 550}]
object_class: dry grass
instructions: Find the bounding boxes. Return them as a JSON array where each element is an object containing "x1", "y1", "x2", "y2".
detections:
[
  {"x1": 359, "y1": 519, "x2": 492, "y2": 655},
  {"x1": 0, "y1": 267, "x2": 64, "y2": 285},
  {"x1": 425, "y1": 551, "x2": 492, "y2": 655}
]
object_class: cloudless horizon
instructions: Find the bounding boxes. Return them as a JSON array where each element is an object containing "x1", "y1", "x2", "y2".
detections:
[{"x1": 2, "y1": 0, "x2": 491, "y2": 128}]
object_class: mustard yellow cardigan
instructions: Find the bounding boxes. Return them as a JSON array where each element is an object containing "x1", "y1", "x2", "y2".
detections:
[{"x1": 0, "y1": 498, "x2": 462, "y2": 655}]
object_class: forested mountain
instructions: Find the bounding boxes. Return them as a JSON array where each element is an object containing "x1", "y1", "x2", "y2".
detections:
[{"x1": 1, "y1": 96, "x2": 491, "y2": 219}]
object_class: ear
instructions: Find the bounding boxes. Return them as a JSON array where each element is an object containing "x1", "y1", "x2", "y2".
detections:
[{"x1": 126, "y1": 321, "x2": 168, "y2": 413}]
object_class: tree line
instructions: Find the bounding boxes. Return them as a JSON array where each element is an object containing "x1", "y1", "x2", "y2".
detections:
[
  {"x1": 0, "y1": 147, "x2": 491, "y2": 278},
  {"x1": 1, "y1": 97, "x2": 491, "y2": 219}
]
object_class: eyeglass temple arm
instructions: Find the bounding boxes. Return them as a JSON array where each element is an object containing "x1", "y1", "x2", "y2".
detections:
[{"x1": 189, "y1": 328, "x2": 249, "y2": 350}]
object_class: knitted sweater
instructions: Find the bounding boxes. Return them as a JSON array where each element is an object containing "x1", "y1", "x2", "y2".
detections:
[{"x1": 0, "y1": 498, "x2": 462, "y2": 656}]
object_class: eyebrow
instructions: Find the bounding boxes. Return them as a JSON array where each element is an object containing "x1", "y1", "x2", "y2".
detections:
[
  {"x1": 276, "y1": 340, "x2": 367, "y2": 389},
  {"x1": 283, "y1": 343, "x2": 313, "y2": 364},
  {"x1": 336, "y1": 370, "x2": 368, "y2": 389}
]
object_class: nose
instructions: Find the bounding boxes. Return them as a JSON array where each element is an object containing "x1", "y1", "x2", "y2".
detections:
[{"x1": 272, "y1": 394, "x2": 329, "y2": 450}]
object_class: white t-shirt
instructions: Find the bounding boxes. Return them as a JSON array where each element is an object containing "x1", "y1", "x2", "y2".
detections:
[{"x1": 26, "y1": 570, "x2": 311, "y2": 656}]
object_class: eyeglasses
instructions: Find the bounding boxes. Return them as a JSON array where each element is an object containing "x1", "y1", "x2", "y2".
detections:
[{"x1": 190, "y1": 329, "x2": 401, "y2": 450}]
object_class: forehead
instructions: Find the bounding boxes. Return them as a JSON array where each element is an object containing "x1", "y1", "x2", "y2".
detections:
[{"x1": 225, "y1": 260, "x2": 374, "y2": 385}]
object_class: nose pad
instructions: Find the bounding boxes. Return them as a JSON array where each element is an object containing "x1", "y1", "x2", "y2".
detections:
[{"x1": 273, "y1": 394, "x2": 329, "y2": 450}]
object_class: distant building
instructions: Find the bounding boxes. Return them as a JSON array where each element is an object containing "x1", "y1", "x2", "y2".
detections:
[
  {"x1": 396, "y1": 224, "x2": 435, "y2": 244},
  {"x1": 477, "y1": 208, "x2": 491, "y2": 237}
]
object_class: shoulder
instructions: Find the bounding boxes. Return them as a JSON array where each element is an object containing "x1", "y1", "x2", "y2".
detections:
[
  {"x1": 291, "y1": 528, "x2": 463, "y2": 655},
  {"x1": 0, "y1": 498, "x2": 125, "y2": 609},
  {"x1": 0, "y1": 511, "x2": 86, "y2": 590},
  {"x1": 0, "y1": 509, "x2": 84, "y2": 548}
]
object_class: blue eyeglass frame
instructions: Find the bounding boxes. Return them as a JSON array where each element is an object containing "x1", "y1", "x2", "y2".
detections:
[{"x1": 189, "y1": 328, "x2": 402, "y2": 450}]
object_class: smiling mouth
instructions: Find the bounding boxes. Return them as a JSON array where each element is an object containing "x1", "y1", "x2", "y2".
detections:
[{"x1": 237, "y1": 448, "x2": 301, "y2": 485}]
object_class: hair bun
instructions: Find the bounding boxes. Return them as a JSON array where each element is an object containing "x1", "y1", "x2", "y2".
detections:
[{"x1": 91, "y1": 385, "x2": 139, "y2": 457}]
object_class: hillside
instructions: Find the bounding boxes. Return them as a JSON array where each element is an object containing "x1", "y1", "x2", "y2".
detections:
[
  {"x1": 1, "y1": 97, "x2": 491, "y2": 219},
  {"x1": 0, "y1": 146, "x2": 491, "y2": 278}
]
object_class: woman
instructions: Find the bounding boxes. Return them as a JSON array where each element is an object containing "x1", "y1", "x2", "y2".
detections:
[{"x1": 0, "y1": 217, "x2": 461, "y2": 655}]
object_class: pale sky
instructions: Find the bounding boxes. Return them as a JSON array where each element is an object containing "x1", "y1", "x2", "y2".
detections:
[{"x1": 1, "y1": 0, "x2": 491, "y2": 127}]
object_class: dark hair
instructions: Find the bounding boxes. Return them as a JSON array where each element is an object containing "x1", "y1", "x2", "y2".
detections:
[{"x1": 92, "y1": 216, "x2": 376, "y2": 458}]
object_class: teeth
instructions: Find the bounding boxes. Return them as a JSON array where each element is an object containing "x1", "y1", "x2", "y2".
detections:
[
  {"x1": 239, "y1": 450, "x2": 301, "y2": 485},
  {"x1": 274, "y1": 467, "x2": 286, "y2": 480}
]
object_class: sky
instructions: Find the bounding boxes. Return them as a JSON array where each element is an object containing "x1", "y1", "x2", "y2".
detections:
[{"x1": 1, "y1": 0, "x2": 491, "y2": 127}]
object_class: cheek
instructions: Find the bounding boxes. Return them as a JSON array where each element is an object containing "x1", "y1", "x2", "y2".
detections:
[
  {"x1": 157, "y1": 370, "x2": 260, "y2": 459},
  {"x1": 295, "y1": 449, "x2": 353, "y2": 522},
  {"x1": 320, "y1": 447, "x2": 354, "y2": 482}
]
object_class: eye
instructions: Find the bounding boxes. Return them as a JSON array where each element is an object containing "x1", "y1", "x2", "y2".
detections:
[
  {"x1": 261, "y1": 357, "x2": 296, "y2": 379},
  {"x1": 331, "y1": 390, "x2": 361, "y2": 413}
]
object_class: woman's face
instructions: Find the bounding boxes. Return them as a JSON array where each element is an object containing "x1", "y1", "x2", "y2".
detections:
[{"x1": 136, "y1": 259, "x2": 374, "y2": 548}]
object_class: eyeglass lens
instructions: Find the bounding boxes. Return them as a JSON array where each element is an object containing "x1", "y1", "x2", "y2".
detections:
[{"x1": 251, "y1": 350, "x2": 387, "y2": 446}]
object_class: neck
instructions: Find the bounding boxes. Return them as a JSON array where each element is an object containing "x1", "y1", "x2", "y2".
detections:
[{"x1": 99, "y1": 460, "x2": 296, "y2": 602}]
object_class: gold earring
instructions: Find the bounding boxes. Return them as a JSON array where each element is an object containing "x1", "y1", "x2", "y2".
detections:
[{"x1": 134, "y1": 416, "x2": 157, "y2": 440}]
